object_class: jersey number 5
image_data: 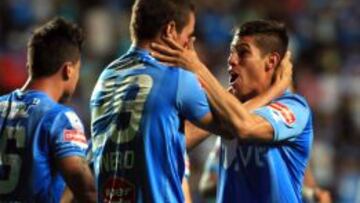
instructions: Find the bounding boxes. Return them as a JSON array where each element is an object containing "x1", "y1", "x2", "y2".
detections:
[{"x1": 0, "y1": 125, "x2": 25, "y2": 194}]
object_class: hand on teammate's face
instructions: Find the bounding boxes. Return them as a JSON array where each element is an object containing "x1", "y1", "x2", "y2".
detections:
[
  {"x1": 274, "y1": 51, "x2": 293, "y2": 89},
  {"x1": 150, "y1": 37, "x2": 205, "y2": 73}
]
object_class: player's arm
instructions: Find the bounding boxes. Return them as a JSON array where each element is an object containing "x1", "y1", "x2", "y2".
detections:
[
  {"x1": 186, "y1": 64, "x2": 292, "y2": 149},
  {"x1": 58, "y1": 156, "x2": 96, "y2": 203},
  {"x1": 48, "y1": 111, "x2": 97, "y2": 203},
  {"x1": 60, "y1": 187, "x2": 73, "y2": 203},
  {"x1": 182, "y1": 178, "x2": 192, "y2": 203},
  {"x1": 185, "y1": 121, "x2": 210, "y2": 150},
  {"x1": 151, "y1": 38, "x2": 293, "y2": 141},
  {"x1": 303, "y1": 165, "x2": 332, "y2": 203},
  {"x1": 184, "y1": 94, "x2": 274, "y2": 148}
]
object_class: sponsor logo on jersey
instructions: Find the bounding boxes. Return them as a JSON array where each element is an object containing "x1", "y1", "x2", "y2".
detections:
[
  {"x1": 268, "y1": 102, "x2": 296, "y2": 127},
  {"x1": 221, "y1": 139, "x2": 268, "y2": 170},
  {"x1": 63, "y1": 129, "x2": 88, "y2": 148},
  {"x1": 103, "y1": 177, "x2": 135, "y2": 203}
]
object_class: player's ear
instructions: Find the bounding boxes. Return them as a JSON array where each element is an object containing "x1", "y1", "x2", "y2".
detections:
[
  {"x1": 61, "y1": 62, "x2": 74, "y2": 81},
  {"x1": 265, "y1": 52, "x2": 280, "y2": 72},
  {"x1": 163, "y1": 20, "x2": 177, "y2": 40}
]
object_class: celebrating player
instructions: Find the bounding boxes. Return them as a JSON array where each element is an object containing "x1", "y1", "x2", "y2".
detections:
[{"x1": 151, "y1": 20, "x2": 313, "y2": 202}]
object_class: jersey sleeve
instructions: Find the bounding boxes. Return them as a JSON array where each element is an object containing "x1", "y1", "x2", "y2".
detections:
[
  {"x1": 176, "y1": 70, "x2": 210, "y2": 122},
  {"x1": 254, "y1": 96, "x2": 311, "y2": 142},
  {"x1": 47, "y1": 110, "x2": 88, "y2": 159}
]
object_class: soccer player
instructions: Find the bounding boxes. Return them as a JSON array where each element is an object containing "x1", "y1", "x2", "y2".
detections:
[
  {"x1": 0, "y1": 18, "x2": 96, "y2": 202},
  {"x1": 90, "y1": 1, "x2": 207, "y2": 202},
  {"x1": 151, "y1": 20, "x2": 314, "y2": 202},
  {"x1": 89, "y1": 1, "x2": 291, "y2": 202}
]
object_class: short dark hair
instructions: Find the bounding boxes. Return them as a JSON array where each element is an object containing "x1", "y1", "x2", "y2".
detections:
[
  {"x1": 27, "y1": 17, "x2": 84, "y2": 78},
  {"x1": 236, "y1": 20, "x2": 288, "y2": 59},
  {"x1": 130, "y1": 0, "x2": 195, "y2": 42}
]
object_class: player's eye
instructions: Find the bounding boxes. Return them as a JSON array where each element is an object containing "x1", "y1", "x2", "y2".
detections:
[{"x1": 236, "y1": 47, "x2": 248, "y2": 57}]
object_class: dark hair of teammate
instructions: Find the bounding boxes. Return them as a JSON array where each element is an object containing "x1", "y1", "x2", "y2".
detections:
[
  {"x1": 130, "y1": 0, "x2": 195, "y2": 42},
  {"x1": 27, "y1": 17, "x2": 84, "y2": 79}
]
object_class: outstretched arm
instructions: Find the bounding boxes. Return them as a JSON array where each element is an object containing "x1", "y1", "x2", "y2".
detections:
[
  {"x1": 151, "y1": 37, "x2": 292, "y2": 142},
  {"x1": 186, "y1": 72, "x2": 291, "y2": 149}
]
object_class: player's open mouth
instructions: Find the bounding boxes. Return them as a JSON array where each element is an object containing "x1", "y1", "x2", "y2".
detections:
[{"x1": 229, "y1": 72, "x2": 239, "y2": 84}]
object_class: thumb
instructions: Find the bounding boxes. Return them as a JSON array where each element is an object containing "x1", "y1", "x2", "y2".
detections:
[{"x1": 284, "y1": 50, "x2": 292, "y2": 62}]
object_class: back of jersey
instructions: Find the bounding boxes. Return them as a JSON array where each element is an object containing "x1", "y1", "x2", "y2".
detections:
[
  {"x1": 0, "y1": 90, "x2": 87, "y2": 202},
  {"x1": 90, "y1": 47, "x2": 210, "y2": 203},
  {"x1": 0, "y1": 90, "x2": 54, "y2": 201}
]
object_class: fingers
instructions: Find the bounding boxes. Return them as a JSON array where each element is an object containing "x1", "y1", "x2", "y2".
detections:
[
  {"x1": 162, "y1": 36, "x2": 183, "y2": 51},
  {"x1": 151, "y1": 43, "x2": 179, "y2": 57},
  {"x1": 280, "y1": 50, "x2": 293, "y2": 74},
  {"x1": 284, "y1": 50, "x2": 292, "y2": 61},
  {"x1": 281, "y1": 51, "x2": 292, "y2": 67}
]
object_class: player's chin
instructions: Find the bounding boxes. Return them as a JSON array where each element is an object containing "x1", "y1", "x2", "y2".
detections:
[{"x1": 229, "y1": 85, "x2": 240, "y2": 98}]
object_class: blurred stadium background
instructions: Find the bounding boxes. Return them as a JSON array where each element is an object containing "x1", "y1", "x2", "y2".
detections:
[{"x1": 0, "y1": 0, "x2": 359, "y2": 202}]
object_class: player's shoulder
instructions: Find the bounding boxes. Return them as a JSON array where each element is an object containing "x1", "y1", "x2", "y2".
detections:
[
  {"x1": 0, "y1": 92, "x2": 10, "y2": 102},
  {"x1": 47, "y1": 103, "x2": 77, "y2": 116},
  {"x1": 11, "y1": 90, "x2": 57, "y2": 114},
  {"x1": 177, "y1": 68, "x2": 199, "y2": 83},
  {"x1": 274, "y1": 91, "x2": 310, "y2": 109},
  {"x1": 43, "y1": 103, "x2": 82, "y2": 126}
]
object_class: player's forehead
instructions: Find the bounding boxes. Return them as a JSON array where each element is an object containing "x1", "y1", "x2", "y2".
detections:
[
  {"x1": 230, "y1": 35, "x2": 262, "y2": 55},
  {"x1": 231, "y1": 35, "x2": 256, "y2": 48}
]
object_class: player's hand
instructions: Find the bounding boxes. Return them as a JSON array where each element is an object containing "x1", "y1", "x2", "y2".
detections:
[
  {"x1": 273, "y1": 51, "x2": 293, "y2": 92},
  {"x1": 150, "y1": 37, "x2": 206, "y2": 73},
  {"x1": 314, "y1": 188, "x2": 332, "y2": 203}
]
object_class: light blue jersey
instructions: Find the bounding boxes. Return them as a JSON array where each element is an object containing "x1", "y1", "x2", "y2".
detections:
[
  {"x1": 217, "y1": 91, "x2": 313, "y2": 203},
  {"x1": 90, "y1": 46, "x2": 210, "y2": 203},
  {"x1": 0, "y1": 90, "x2": 88, "y2": 202}
]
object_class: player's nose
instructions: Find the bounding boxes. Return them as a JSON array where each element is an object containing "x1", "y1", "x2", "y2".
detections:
[{"x1": 228, "y1": 52, "x2": 238, "y2": 67}]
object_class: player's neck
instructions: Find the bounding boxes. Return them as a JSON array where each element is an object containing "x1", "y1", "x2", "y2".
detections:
[
  {"x1": 134, "y1": 37, "x2": 163, "y2": 53},
  {"x1": 21, "y1": 77, "x2": 64, "y2": 102}
]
